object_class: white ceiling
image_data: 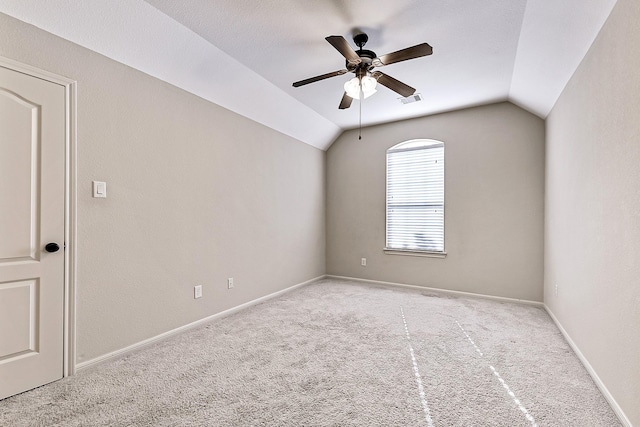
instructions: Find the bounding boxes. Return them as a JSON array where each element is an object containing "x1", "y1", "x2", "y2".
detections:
[{"x1": 1, "y1": 0, "x2": 617, "y2": 150}]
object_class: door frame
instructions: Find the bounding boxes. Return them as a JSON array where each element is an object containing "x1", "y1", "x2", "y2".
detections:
[{"x1": 0, "y1": 55, "x2": 77, "y2": 377}]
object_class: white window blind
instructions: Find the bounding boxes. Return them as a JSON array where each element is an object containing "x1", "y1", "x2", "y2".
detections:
[{"x1": 386, "y1": 140, "x2": 444, "y2": 252}]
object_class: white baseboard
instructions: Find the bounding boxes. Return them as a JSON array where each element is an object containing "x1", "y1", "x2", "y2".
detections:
[
  {"x1": 76, "y1": 275, "x2": 326, "y2": 372},
  {"x1": 326, "y1": 275, "x2": 544, "y2": 307},
  {"x1": 544, "y1": 306, "x2": 632, "y2": 427}
]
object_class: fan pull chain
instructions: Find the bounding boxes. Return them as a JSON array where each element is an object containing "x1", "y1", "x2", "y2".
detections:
[
  {"x1": 359, "y1": 79, "x2": 363, "y2": 140},
  {"x1": 359, "y1": 98, "x2": 362, "y2": 140}
]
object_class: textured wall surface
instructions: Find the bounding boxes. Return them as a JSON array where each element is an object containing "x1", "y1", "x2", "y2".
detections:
[
  {"x1": 327, "y1": 102, "x2": 545, "y2": 301},
  {"x1": 0, "y1": 13, "x2": 326, "y2": 363},
  {"x1": 545, "y1": 0, "x2": 640, "y2": 424}
]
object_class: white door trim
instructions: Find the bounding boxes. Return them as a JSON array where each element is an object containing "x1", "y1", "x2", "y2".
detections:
[{"x1": 0, "y1": 55, "x2": 77, "y2": 377}]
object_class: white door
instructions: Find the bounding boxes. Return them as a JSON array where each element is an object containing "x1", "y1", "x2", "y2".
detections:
[{"x1": 0, "y1": 64, "x2": 66, "y2": 400}]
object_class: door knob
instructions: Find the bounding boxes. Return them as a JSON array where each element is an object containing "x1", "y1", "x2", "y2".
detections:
[{"x1": 45, "y1": 243, "x2": 60, "y2": 253}]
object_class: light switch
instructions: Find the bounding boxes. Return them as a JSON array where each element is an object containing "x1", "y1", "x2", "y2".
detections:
[{"x1": 93, "y1": 181, "x2": 107, "y2": 198}]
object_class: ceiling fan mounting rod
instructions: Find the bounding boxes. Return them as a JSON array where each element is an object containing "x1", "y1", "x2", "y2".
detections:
[
  {"x1": 353, "y1": 32, "x2": 369, "y2": 49},
  {"x1": 347, "y1": 32, "x2": 377, "y2": 73}
]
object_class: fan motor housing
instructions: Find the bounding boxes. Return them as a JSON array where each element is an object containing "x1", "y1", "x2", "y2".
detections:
[{"x1": 346, "y1": 49, "x2": 377, "y2": 72}]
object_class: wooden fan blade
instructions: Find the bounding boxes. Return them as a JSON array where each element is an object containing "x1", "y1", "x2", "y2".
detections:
[
  {"x1": 374, "y1": 43, "x2": 433, "y2": 67},
  {"x1": 325, "y1": 36, "x2": 361, "y2": 65},
  {"x1": 372, "y1": 71, "x2": 416, "y2": 97},
  {"x1": 338, "y1": 92, "x2": 353, "y2": 109},
  {"x1": 292, "y1": 69, "x2": 347, "y2": 87}
]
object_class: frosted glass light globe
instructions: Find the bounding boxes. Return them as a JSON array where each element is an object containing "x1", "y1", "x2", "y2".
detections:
[{"x1": 344, "y1": 75, "x2": 377, "y2": 99}]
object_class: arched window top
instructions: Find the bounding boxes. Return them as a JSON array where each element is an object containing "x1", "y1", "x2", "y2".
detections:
[{"x1": 388, "y1": 138, "x2": 444, "y2": 153}]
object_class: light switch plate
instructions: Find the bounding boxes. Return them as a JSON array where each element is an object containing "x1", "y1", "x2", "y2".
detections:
[{"x1": 92, "y1": 181, "x2": 107, "y2": 198}]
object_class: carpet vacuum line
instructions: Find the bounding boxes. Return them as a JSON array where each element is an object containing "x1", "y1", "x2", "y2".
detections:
[
  {"x1": 455, "y1": 320, "x2": 538, "y2": 427},
  {"x1": 400, "y1": 306, "x2": 435, "y2": 427}
]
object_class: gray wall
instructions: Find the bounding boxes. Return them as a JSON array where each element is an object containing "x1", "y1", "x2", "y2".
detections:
[
  {"x1": 545, "y1": 0, "x2": 640, "y2": 423},
  {"x1": 327, "y1": 102, "x2": 545, "y2": 301},
  {"x1": 0, "y1": 14, "x2": 326, "y2": 363}
]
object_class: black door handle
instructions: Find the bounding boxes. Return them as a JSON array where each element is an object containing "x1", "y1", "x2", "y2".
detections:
[{"x1": 45, "y1": 243, "x2": 60, "y2": 253}]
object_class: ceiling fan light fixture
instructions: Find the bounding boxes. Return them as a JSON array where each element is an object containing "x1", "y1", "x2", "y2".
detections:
[
  {"x1": 344, "y1": 75, "x2": 377, "y2": 99},
  {"x1": 292, "y1": 33, "x2": 432, "y2": 112}
]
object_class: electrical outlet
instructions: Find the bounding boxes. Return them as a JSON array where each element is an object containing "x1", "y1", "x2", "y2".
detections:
[
  {"x1": 194, "y1": 285, "x2": 202, "y2": 299},
  {"x1": 228, "y1": 278, "x2": 234, "y2": 289},
  {"x1": 361, "y1": 258, "x2": 367, "y2": 266}
]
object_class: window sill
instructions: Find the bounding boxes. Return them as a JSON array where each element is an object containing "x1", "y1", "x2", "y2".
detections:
[{"x1": 383, "y1": 248, "x2": 447, "y2": 258}]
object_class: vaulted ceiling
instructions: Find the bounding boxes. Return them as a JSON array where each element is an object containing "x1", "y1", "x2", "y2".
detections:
[{"x1": 1, "y1": 0, "x2": 617, "y2": 150}]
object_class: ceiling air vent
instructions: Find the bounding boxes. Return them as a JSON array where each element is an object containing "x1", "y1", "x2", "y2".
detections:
[{"x1": 400, "y1": 93, "x2": 423, "y2": 104}]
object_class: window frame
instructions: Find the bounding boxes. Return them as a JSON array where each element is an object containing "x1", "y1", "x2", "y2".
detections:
[{"x1": 384, "y1": 139, "x2": 447, "y2": 258}]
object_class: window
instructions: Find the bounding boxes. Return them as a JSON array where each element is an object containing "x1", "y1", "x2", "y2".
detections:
[{"x1": 385, "y1": 139, "x2": 445, "y2": 255}]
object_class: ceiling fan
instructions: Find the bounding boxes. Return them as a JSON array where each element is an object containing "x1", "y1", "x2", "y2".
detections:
[{"x1": 292, "y1": 32, "x2": 433, "y2": 109}]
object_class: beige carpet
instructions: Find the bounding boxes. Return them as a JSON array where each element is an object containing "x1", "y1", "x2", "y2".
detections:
[{"x1": 0, "y1": 279, "x2": 621, "y2": 426}]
